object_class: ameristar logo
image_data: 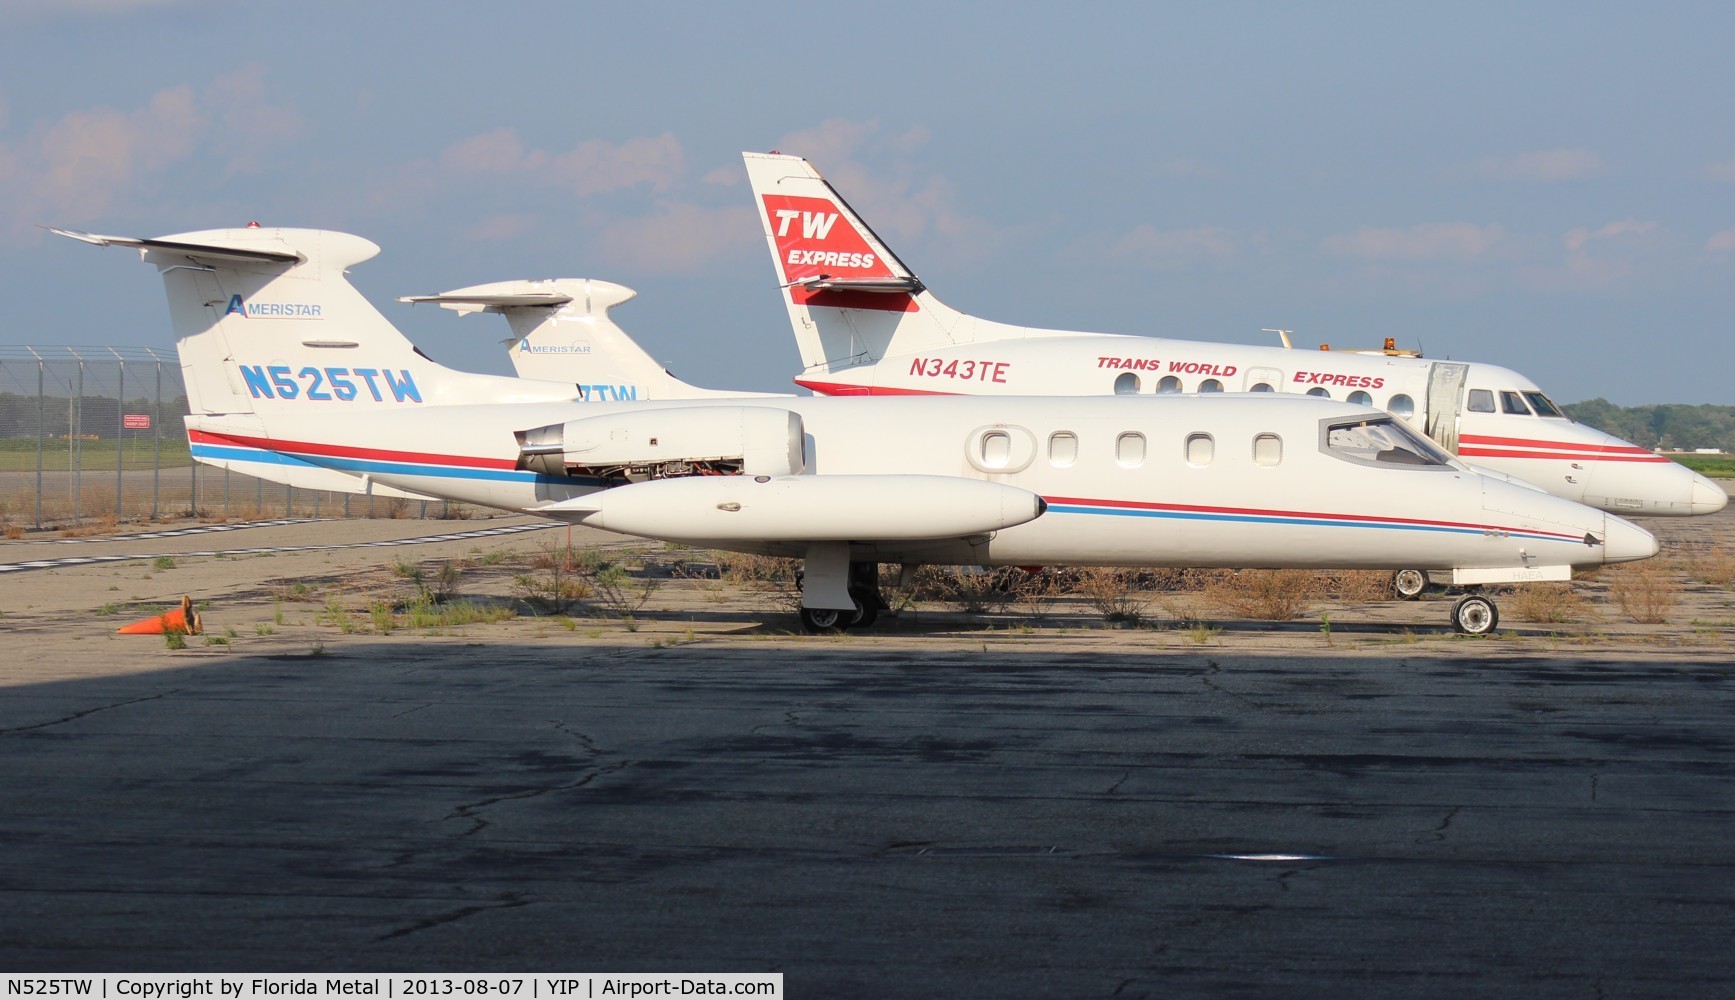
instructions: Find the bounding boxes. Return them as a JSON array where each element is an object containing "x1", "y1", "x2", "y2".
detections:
[{"x1": 224, "y1": 294, "x2": 322, "y2": 320}]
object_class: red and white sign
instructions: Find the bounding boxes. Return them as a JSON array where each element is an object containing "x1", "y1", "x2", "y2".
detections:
[{"x1": 123, "y1": 413, "x2": 151, "y2": 430}]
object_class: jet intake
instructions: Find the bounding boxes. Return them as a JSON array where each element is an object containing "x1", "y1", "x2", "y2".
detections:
[{"x1": 515, "y1": 406, "x2": 805, "y2": 481}]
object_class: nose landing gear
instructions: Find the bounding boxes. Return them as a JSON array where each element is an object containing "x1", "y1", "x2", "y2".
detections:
[{"x1": 1451, "y1": 594, "x2": 1499, "y2": 635}]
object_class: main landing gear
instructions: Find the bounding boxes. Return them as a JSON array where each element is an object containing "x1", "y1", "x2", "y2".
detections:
[{"x1": 797, "y1": 557, "x2": 887, "y2": 633}]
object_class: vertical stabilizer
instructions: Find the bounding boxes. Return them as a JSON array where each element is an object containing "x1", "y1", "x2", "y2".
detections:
[
  {"x1": 52, "y1": 227, "x2": 580, "y2": 416},
  {"x1": 405, "y1": 278, "x2": 665, "y2": 400},
  {"x1": 402, "y1": 278, "x2": 786, "y2": 400},
  {"x1": 743, "y1": 153, "x2": 968, "y2": 377}
]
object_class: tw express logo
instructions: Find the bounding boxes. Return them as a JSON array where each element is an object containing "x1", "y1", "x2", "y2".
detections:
[
  {"x1": 760, "y1": 194, "x2": 892, "y2": 282},
  {"x1": 224, "y1": 294, "x2": 322, "y2": 319},
  {"x1": 239, "y1": 365, "x2": 421, "y2": 402}
]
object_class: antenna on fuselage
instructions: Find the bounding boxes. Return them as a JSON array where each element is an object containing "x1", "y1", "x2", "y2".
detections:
[{"x1": 1263, "y1": 328, "x2": 1294, "y2": 349}]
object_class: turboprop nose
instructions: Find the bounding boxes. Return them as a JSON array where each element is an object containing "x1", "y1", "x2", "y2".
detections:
[
  {"x1": 1601, "y1": 513, "x2": 1660, "y2": 565},
  {"x1": 1690, "y1": 473, "x2": 1729, "y2": 516}
]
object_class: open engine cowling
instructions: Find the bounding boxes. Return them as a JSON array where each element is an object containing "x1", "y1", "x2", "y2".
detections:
[{"x1": 515, "y1": 406, "x2": 805, "y2": 481}]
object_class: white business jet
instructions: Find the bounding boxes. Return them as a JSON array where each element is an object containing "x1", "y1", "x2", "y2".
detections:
[
  {"x1": 740, "y1": 152, "x2": 1727, "y2": 541},
  {"x1": 398, "y1": 278, "x2": 785, "y2": 403},
  {"x1": 56, "y1": 225, "x2": 1657, "y2": 633}
]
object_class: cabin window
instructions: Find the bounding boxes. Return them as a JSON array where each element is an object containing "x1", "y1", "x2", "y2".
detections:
[
  {"x1": 1250, "y1": 382, "x2": 1274, "y2": 392},
  {"x1": 1324, "y1": 416, "x2": 1453, "y2": 468},
  {"x1": 1253, "y1": 433, "x2": 1282, "y2": 467},
  {"x1": 1524, "y1": 391, "x2": 1565, "y2": 417},
  {"x1": 1049, "y1": 431, "x2": 1078, "y2": 468},
  {"x1": 1467, "y1": 389, "x2": 1495, "y2": 413},
  {"x1": 1116, "y1": 432, "x2": 1146, "y2": 467},
  {"x1": 965, "y1": 425, "x2": 1037, "y2": 474},
  {"x1": 1500, "y1": 390, "x2": 1531, "y2": 415},
  {"x1": 1388, "y1": 393, "x2": 1415, "y2": 419},
  {"x1": 1114, "y1": 372, "x2": 1141, "y2": 395},
  {"x1": 1347, "y1": 390, "x2": 1372, "y2": 406},
  {"x1": 979, "y1": 431, "x2": 1012, "y2": 468},
  {"x1": 1156, "y1": 375, "x2": 1182, "y2": 394},
  {"x1": 1185, "y1": 432, "x2": 1215, "y2": 467},
  {"x1": 1306, "y1": 387, "x2": 1331, "y2": 398}
]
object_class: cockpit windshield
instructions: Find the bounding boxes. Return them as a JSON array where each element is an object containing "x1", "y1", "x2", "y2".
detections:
[
  {"x1": 1523, "y1": 391, "x2": 1565, "y2": 417},
  {"x1": 1324, "y1": 416, "x2": 1456, "y2": 468}
]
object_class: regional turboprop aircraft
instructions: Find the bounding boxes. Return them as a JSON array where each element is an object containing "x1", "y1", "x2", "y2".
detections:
[
  {"x1": 741, "y1": 152, "x2": 1728, "y2": 548},
  {"x1": 56, "y1": 225, "x2": 1659, "y2": 634}
]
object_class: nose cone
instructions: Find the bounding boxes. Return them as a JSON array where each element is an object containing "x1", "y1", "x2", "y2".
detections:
[
  {"x1": 1690, "y1": 473, "x2": 1729, "y2": 516},
  {"x1": 1602, "y1": 514, "x2": 1660, "y2": 564}
]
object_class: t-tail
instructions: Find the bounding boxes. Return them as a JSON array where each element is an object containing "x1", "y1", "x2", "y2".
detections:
[
  {"x1": 743, "y1": 152, "x2": 1098, "y2": 393},
  {"x1": 51, "y1": 226, "x2": 583, "y2": 497},
  {"x1": 401, "y1": 278, "x2": 785, "y2": 401}
]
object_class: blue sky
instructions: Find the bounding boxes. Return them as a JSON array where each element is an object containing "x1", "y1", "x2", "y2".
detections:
[{"x1": 1, "y1": 0, "x2": 1731, "y2": 405}]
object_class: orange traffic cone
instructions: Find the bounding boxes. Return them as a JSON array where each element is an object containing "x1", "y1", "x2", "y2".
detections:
[{"x1": 116, "y1": 595, "x2": 203, "y2": 636}]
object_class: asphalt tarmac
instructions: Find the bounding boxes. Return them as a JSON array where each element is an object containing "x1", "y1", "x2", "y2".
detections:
[{"x1": 2, "y1": 515, "x2": 1732, "y2": 997}]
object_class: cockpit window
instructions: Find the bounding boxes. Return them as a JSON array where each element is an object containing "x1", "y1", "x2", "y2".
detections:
[
  {"x1": 1324, "y1": 416, "x2": 1454, "y2": 468},
  {"x1": 1467, "y1": 389, "x2": 1495, "y2": 413},
  {"x1": 1523, "y1": 391, "x2": 1564, "y2": 417},
  {"x1": 1500, "y1": 390, "x2": 1531, "y2": 415}
]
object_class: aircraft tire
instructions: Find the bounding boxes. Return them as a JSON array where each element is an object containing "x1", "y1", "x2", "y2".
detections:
[
  {"x1": 1391, "y1": 569, "x2": 1429, "y2": 600},
  {"x1": 1451, "y1": 594, "x2": 1498, "y2": 635},
  {"x1": 850, "y1": 599, "x2": 879, "y2": 628},
  {"x1": 799, "y1": 606, "x2": 849, "y2": 633}
]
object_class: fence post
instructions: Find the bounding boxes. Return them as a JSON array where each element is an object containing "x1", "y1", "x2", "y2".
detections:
[
  {"x1": 33, "y1": 353, "x2": 44, "y2": 530},
  {"x1": 71, "y1": 353, "x2": 83, "y2": 522},
  {"x1": 114, "y1": 353, "x2": 125, "y2": 521},
  {"x1": 151, "y1": 353, "x2": 162, "y2": 521}
]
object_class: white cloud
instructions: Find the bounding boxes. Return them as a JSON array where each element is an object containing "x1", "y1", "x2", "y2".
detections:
[
  {"x1": 596, "y1": 202, "x2": 757, "y2": 274},
  {"x1": 1520, "y1": 218, "x2": 1664, "y2": 292},
  {"x1": 203, "y1": 63, "x2": 305, "y2": 174},
  {"x1": 1703, "y1": 156, "x2": 1735, "y2": 183},
  {"x1": 1703, "y1": 228, "x2": 1735, "y2": 253},
  {"x1": 0, "y1": 66, "x2": 302, "y2": 238},
  {"x1": 1563, "y1": 219, "x2": 1657, "y2": 253},
  {"x1": 464, "y1": 213, "x2": 538, "y2": 243},
  {"x1": 437, "y1": 129, "x2": 683, "y2": 197},
  {"x1": 1322, "y1": 223, "x2": 1505, "y2": 262},
  {"x1": 27, "y1": 84, "x2": 205, "y2": 221},
  {"x1": 1469, "y1": 148, "x2": 1603, "y2": 182},
  {"x1": 0, "y1": 0, "x2": 207, "y2": 25},
  {"x1": 1106, "y1": 224, "x2": 1238, "y2": 267}
]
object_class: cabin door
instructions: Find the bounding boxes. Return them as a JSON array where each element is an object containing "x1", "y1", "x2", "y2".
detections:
[{"x1": 1424, "y1": 362, "x2": 1470, "y2": 454}]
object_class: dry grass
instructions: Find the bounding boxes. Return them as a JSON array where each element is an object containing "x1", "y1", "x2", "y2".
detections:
[
  {"x1": 1687, "y1": 546, "x2": 1735, "y2": 588},
  {"x1": 1072, "y1": 568, "x2": 1151, "y2": 625},
  {"x1": 1199, "y1": 569, "x2": 1317, "y2": 621},
  {"x1": 1605, "y1": 565, "x2": 1682, "y2": 624},
  {"x1": 909, "y1": 566, "x2": 1020, "y2": 614},
  {"x1": 1317, "y1": 570, "x2": 1400, "y2": 603},
  {"x1": 1509, "y1": 583, "x2": 1591, "y2": 624}
]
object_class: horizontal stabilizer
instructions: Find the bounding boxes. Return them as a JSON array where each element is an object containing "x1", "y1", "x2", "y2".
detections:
[
  {"x1": 398, "y1": 291, "x2": 575, "y2": 317},
  {"x1": 789, "y1": 275, "x2": 924, "y2": 294},
  {"x1": 535, "y1": 474, "x2": 1046, "y2": 543},
  {"x1": 47, "y1": 227, "x2": 303, "y2": 264}
]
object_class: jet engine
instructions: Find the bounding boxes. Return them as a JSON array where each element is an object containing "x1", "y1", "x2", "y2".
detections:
[{"x1": 515, "y1": 406, "x2": 805, "y2": 482}]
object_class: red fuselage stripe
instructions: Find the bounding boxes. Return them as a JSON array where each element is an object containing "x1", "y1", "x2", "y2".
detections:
[{"x1": 188, "y1": 429, "x2": 515, "y2": 469}]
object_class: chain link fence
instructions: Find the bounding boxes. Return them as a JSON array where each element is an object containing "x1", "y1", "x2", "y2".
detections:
[{"x1": 1, "y1": 346, "x2": 472, "y2": 531}]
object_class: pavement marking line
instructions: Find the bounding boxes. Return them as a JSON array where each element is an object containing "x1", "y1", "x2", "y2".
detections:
[{"x1": 0, "y1": 520, "x2": 563, "y2": 574}]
